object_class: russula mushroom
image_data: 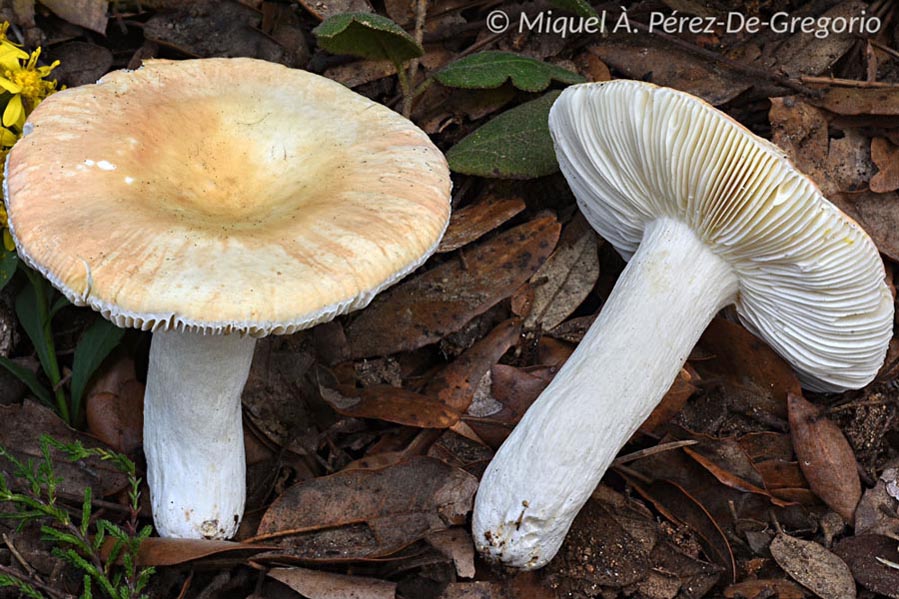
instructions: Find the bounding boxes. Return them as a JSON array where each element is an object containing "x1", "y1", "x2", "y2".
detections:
[
  {"x1": 473, "y1": 80, "x2": 894, "y2": 569},
  {"x1": 4, "y1": 58, "x2": 451, "y2": 539}
]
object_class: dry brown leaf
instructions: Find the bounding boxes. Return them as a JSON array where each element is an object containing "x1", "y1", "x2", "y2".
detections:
[
  {"x1": 833, "y1": 534, "x2": 899, "y2": 599},
  {"x1": 40, "y1": 0, "x2": 108, "y2": 34},
  {"x1": 323, "y1": 59, "x2": 396, "y2": 88},
  {"x1": 723, "y1": 579, "x2": 806, "y2": 599},
  {"x1": 787, "y1": 393, "x2": 861, "y2": 523},
  {"x1": 242, "y1": 337, "x2": 315, "y2": 448},
  {"x1": 638, "y1": 367, "x2": 697, "y2": 436},
  {"x1": 520, "y1": 214, "x2": 599, "y2": 332},
  {"x1": 297, "y1": 0, "x2": 374, "y2": 20},
  {"x1": 319, "y1": 381, "x2": 462, "y2": 429},
  {"x1": 267, "y1": 567, "x2": 396, "y2": 599},
  {"x1": 425, "y1": 318, "x2": 521, "y2": 413},
  {"x1": 855, "y1": 466, "x2": 899, "y2": 537},
  {"x1": 831, "y1": 190, "x2": 899, "y2": 262},
  {"x1": 696, "y1": 318, "x2": 802, "y2": 420},
  {"x1": 0, "y1": 401, "x2": 128, "y2": 498},
  {"x1": 812, "y1": 88, "x2": 899, "y2": 116},
  {"x1": 130, "y1": 538, "x2": 275, "y2": 566},
  {"x1": 588, "y1": 37, "x2": 749, "y2": 106},
  {"x1": 738, "y1": 431, "x2": 795, "y2": 462},
  {"x1": 254, "y1": 456, "x2": 478, "y2": 560},
  {"x1": 769, "y1": 96, "x2": 833, "y2": 194},
  {"x1": 466, "y1": 364, "x2": 555, "y2": 447},
  {"x1": 85, "y1": 356, "x2": 144, "y2": 454},
  {"x1": 871, "y1": 138, "x2": 899, "y2": 193},
  {"x1": 426, "y1": 528, "x2": 475, "y2": 578},
  {"x1": 144, "y1": 1, "x2": 293, "y2": 64},
  {"x1": 627, "y1": 478, "x2": 736, "y2": 583},
  {"x1": 681, "y1": 434, "x2": 790, "y2": 507},
  {"x1": 437, "y1": 575, "x2": 556, "y2": 599},
  {"x1": 770, "y1": 533, "x2": 856, "y2": 599},
  {"x1": 767, "y1": 2, "x2": 864, "y2": 78},
  {"x1": 346, "y1": 215, "x2": 561, "y2": 358},
  {"x1": 753, "y1": 460, "x2": 807, "y2": 491},
  {"x1": 51, "y1": 42, "x2": 113, "y2": 87},
  {"x1": 437, "y1": 195, "x2": 526, "y2": 253}
]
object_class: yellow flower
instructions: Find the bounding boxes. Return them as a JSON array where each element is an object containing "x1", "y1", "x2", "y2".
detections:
[
  {"x1": 0, "y1": 24, "x2": 27, "y2": 73},
  {"x1": 0, "y1": 47, "x2": 59, "y2": 128}
]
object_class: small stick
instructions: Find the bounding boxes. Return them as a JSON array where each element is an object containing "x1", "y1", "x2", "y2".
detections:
[
  {"x1": 402, "y1": 0, "x2": 430, "y2": 118},
  {"x1": 0, "y1": 562, "x2": 76, "y2": 599},
  {"x1": 3, "y1": 533, "x2": 35, "y2": 578},
  {"x1": 800, "y1": 75, "x2": 899, "y2": 89},
  {"x1": 625, "y1": 19, "x2": 821, "y2": 97},
  {"x1": 869, "y1": 39, "x2": 899, "y2": 62},
  {"x1": 611, "y1": 439, "x2": 698, "y2": 466}
]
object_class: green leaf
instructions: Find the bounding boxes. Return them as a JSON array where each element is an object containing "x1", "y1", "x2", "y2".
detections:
[
  {"x1": 435, "y1": 51, "x2": 585, "y2": 92},
  {"x1": 549, "y1": 0, "x2": 599, "y2": 18},
  {"x1": 0, "y1": 244, "x2": 17, "y2": 292},
  {"x1": 447, "y1": 90, "x2": 562, "y2": 179},
  {"x1": 313, "y1": 12, "x2": 423, "y2": 65},
  {"x1": 69, "y1": 319, "x2": 125, "y2": 425},
  {"x1": 49, "y1": 295, "x2": 70, "y2": 319},
  {"x1": 15, "y1": 281, "x2": 54, "y2": 386},
  {"x1": 0, "y1": 356, "x2": 52, "y2": 408}
]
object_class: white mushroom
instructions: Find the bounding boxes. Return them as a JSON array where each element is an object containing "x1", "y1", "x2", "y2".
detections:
[
  {"x1": 472, "y1": 80, "x2": 894, "y2": 569},
  {"x1": 4, "y1": 58, "x2": 451, "y2": 539}
]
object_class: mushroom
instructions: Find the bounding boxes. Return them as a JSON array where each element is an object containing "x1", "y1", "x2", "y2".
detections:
[
  {"x1": 472, "y1": 80, "x2": 894, "y2": 569},
  {"x1": 4, "y1": 58, "x2": 451, "y2": 539}
]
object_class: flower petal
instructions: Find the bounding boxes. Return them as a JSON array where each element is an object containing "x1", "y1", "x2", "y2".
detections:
[{"x1": 2, "y1": 95, "x2": 23, "y2": 127}]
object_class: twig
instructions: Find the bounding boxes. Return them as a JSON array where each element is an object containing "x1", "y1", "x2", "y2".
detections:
[
  {"x1": 610, "y1": 463, "x2": 652, "y2": 484},
  {"x1": 458, "y1": 30, "x2": 506, "y2": 59},
  {"x1": 3, "y1": 533, "x2": 35, "y2": 578},
  {"x1": 175, "y1": 569, "x2": 193, "y2": 599},
  {"x1": 611, "y1": 439, "x2": 698, "y2": 466},
  {"x1": 624, "y1": 19, "x2": 821, "y2": 98},
  {"x1": 0, "y1": 562, "x2": 76, "y2": 599},
  {"x1": 402, "y1": 0, "x2": 430, "y2": 118},
  {"x1": 827, "y1": 398, "x2": 895, "y2": 414},
  {"x1": 800, "y1": 75, "x2": 899, "y2": 88},
  {"x1": 869, "y1": 39, "x2": 899, "y2": 62}
]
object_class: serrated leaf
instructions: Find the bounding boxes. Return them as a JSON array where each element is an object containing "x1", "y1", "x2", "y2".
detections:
[
  {"x1": 447, "y1": 91, "x2": 561, "y2": 178},
  {"x1": 313, "y1": 12, "x2": 423, "y2": 65},
  {"x1": 549, "y1": 0, "x2": 599, "y2": 18},
  {"x1": 435, "y1": 51, "x2": 584, "y2": 92},
  {"x1": 70, "y1": 319, "x2": 125, "y2": 425}
]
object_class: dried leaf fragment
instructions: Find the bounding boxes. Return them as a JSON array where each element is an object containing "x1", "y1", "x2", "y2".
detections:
[
  {"x1": 256, "y1": 456, "x2": 478, "y2": 560},
  {"x1": 787, "y1": 393, "x2": 861, "y2": 523},
  {"x1": 40, "y1": 0, "x2": 108, "y2": 34},
  {"x1": 133, "y1": 538, "x2": 275, "y2": 566},
  {"x1": 267, "y1": 567, "x2": 396, "y2": 599},
  {"x1": 437, "y1": 195, "x2": 525, "y2": 253},
  {"x1": 770, "y1": 533, "x2": 856, "y2": 599},
  {"x1": 870, "y1": 138, "x2": 899, "y2": 194},
  {"x1": 319, "y1": 382, "x2": 462, "y2": 429},
  {"x1": 521, "y1": 214, "x2": 599, "y2": 331},
  {"x1": 346, "y1": 215, "x2": 560, "y2": 358}
]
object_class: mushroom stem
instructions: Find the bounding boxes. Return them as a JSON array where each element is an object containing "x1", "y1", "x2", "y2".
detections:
[
  {"x1": 144, "y1": 329, "x2": 256, "y2": 539},
  {"x1": 473, "y1": 216, "x2": 740, "y2": 569}
]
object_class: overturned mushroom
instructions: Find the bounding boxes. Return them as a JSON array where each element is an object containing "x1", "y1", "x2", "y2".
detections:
[
  {"x1": 5, "y1": 58, "x2": 451, "y2": 539},
  {"x1": 473, "y1": 80, "x2": 894, "y2": 569}
]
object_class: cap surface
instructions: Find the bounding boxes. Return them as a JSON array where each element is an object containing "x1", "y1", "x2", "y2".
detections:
[
  {"x1": 549, "y1": 80, "x2": 894, "y2": 392},
  {"x1": 5, "y1": 58, "x2": 451, "y2": 336}
]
